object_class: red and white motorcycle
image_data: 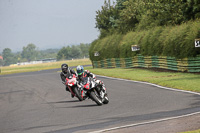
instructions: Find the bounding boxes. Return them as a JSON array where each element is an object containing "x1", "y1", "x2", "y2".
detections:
[
  {"x1": 81, "y1": 77, "x2": 109, "y2": 106},
  {"x1": 65, "y1": 74, "x2": 84, "y2": 101}
]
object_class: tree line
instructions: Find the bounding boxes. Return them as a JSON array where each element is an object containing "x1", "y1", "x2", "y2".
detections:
[
  {"x1": 96, "y1": 0, "x2": 200, "y2": 38},
  {"x1": 0, "y1": 43, "x2": 90, "y2": 66},
  {"x1": 56, "y1": 43, "x2": 90, "y2": 60}
]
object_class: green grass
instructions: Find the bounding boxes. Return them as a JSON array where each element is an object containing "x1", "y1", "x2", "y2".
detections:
[
  {"x1": 180, "y1": 129, "x2": 200, "y2": 133},
  {"x1": 0, "y1": 59, "x2": 92, "y2": 75},
  {"x1": 86, "y1": 67, "x2": 200, "y2": 92}
]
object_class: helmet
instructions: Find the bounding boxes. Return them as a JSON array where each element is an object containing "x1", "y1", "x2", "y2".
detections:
[
  {"x1": 61, "y1": 63, "x2": 68, "y2": 73},
  {"x1": 76, "y1": 65, "x2": 84, "y2": 75}
]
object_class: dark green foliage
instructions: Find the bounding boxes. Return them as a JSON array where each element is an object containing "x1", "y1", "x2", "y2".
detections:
[
  {"x1": 57, "y1": 43, "x2": 90, "y2": 61},
  {"x1": 37, "y1": 49, "x2": 59, "y2": 60},
  {"x1": 2, "y1": 48, "x2": 17, "y2": 66},
  {"x1": 90, "y1": 19, "x2": 200, "y2": 61},
  {"x1": 2, "y1": 44, "x2": 60, "y2": 66},
  {"x1": 21, "y1": 44, "x2": 38, "y2": 62},
  {"x1": 95, "y1": 0, "x2": 200, "y2": 36},
  {"x1": 95, "y1": 0, "x2": 119, "y2": 37},
  {"x1": 89, "y1": 34, "x2": 123, "y2": 61},
  {"x1": 182, "y1": 20, "x2": 200, "y2": 57},
  {"x1": 116, "y1": 0, "x2": 128, "y2": 10},
  {"x1": 0, "y1": 59, "x2": 3, "y2": 66},
  {"x1": 91, "y1": 0, "x2": 200, "y2": 61}
]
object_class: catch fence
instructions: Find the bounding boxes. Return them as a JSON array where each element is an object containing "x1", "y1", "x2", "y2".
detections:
[{"x1": 92, "y1": 55, "x2": 200, "y2": 72}]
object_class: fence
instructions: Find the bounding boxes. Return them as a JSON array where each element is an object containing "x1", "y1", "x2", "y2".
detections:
[{"x1": 92, "y1": 55, "x2": 200, "y2": 72}]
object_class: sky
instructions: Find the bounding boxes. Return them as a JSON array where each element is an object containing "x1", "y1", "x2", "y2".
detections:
[{"x1": 0, "y1": 0, "x2": 116, "y2": 53}]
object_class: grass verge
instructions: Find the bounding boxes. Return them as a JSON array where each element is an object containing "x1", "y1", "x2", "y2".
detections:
[
  {"x1": 180, "y1": 129, "x2": 200, "y2": 133},
  {"x1": 86, "y1": 67, "x2": 200, "y2": 93}
]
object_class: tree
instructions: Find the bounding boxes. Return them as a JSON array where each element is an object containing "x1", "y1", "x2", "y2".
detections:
[
  {"x1": 183, "y1": 0, "x2": 200, "y2": 20},
  {"x1": 57, "y1": 46, "x2": 72, "y2": 60},
  {"x1": 56, "y1": 43, "x2": 90, "y2": 61},
  {"x1": 0, "y1": 57, "x2": 4, "y2": 66},
  {"x1": 21, "y1": 43, "x2": 38, "y2": 61},
  {"x1": 2, "y1": 48, "x2": 17, "y2": 66},
  {"x1": 70, "y1": 45, "x2": 81, "y2": 59},
  {"x1": 57, "y1": 47, "x2": 67, "y2": 60},
  {"x1": 95, "y1": 0, "x2": 120, "y2": 38},
  {"x1": 117, "y1": 0, "x2": 141, "y2": 32},
  {"x1": 80, "y1": 43, "x2": 90, "y2": 58},
  {"x1": 116, "y1": 0, "x2": 128, "y2": 10},
  {"x1": 95, "y1": 0, "x2": 200, "y2": 36}
]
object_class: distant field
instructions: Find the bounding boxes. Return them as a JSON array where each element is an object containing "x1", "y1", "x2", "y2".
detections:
[{"x1": 0, "y1": 58, "x2": 92, "y2": 75}]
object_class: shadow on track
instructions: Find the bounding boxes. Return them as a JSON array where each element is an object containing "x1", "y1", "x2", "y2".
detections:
[
  {"x1": 58, "y1": 104, "x2": 98, "y2": 108},
  {"x1": 47, "y1": 100, "x2": 80, "y2": 104}
]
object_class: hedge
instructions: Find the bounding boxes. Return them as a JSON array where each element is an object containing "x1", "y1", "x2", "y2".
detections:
[{"x1": 89, "y1": 19, "x2": 200, "y2": 61}]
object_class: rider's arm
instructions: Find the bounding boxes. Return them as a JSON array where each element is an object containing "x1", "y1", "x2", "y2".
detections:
[
  {"x1": 85, "y1": 70, "x2": 96, "y2": 79},
  {"x1": 70, "y1": 69, "x2": 78, "y2": 77},
  {"x1": 60, "y1": 72, "x2": 66, "y2": 84}
]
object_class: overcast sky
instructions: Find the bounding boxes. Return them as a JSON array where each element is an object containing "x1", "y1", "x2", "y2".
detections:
[{"x1": 0, "y1": 0, "x2": 115, "y2": 52}]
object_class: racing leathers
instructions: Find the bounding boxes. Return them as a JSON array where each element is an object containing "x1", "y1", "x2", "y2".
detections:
[
  {"x1": 77, "y1": 70, "x2": 96, "y2": 82},
  {"x1": 77, "y1": 70, "x2": 105, "y2": 91}
]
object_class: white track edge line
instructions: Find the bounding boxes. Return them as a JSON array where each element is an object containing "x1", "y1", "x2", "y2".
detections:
[{"x1": 89, "y1": 111, "x2": 200, "y2": 133}]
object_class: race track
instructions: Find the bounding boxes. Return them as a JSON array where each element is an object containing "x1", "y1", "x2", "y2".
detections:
[{"x1": 0, "y1": 69, "x2": 200, "y2": 133}]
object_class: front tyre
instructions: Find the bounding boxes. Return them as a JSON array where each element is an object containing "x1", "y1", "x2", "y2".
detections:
[
  {"x1": 74, "y1": 86, "x2": 83, "y2": 101},
  {"x1": 90, "y1": 91, "x2": 103, "y2": 106},
  {"x1": 103, "y1": 95, "x2": 109, "y2": 104}
]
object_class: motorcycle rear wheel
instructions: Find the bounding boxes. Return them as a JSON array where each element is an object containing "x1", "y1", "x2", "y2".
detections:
[{"x1": 90, "y1": 91, "x2": 103, "y2": 106}]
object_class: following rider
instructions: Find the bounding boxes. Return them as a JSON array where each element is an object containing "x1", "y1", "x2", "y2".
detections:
[{"x1": 60, "y1": 63, "x2": 77, "y2": 93}]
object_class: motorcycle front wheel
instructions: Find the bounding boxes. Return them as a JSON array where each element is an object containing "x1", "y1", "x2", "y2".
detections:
[
  {"x1": 103, "y1": 95, "x2": 109, "y2": 104},
  {"x1": 74, "y1": 86, "x2": 83, "y2": 101},
  {"x1": 90, "y1": 91, "x2": 103, "y2": 106}
]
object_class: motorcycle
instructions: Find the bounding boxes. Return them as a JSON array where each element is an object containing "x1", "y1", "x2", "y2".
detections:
[
  {"x1": 65, "y1": 74, "x2": 84, "y2": 101},
  {"x1": 81, "y1": 77, "x2": 109, "y2": 106}
]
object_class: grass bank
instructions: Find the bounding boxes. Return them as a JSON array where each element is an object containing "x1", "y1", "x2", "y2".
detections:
[
  {"x1": 87, "y1": 67, "x2": 200, "y2": 93},
  {"x1": 0, "y1": 59, "x2": 91, "y2": 75}
]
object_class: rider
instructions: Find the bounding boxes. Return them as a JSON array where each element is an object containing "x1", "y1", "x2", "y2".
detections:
[
  {"x1": 76, "y1": 65, "x2": 96, "y2": 82},
  {"x1": 76, "y1": 65, "x2": 104, "y2": 88},
  {"x1": 60, "y1": 63, "x2": 77, "y2": 92}
]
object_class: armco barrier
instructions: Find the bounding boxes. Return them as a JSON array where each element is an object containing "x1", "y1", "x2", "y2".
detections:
[{"x1": 92, "y1": 55, "x2": 200, "y2": 72}]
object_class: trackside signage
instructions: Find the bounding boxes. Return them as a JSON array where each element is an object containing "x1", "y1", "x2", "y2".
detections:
[
  {"x1": 94, "y1": 51, "x2": 100, "y2": 56},
  {"x1": 131, "y1": 45, "x2": 140, "y2": 51},
  {"x1": 195, "y1": 39, "x2": 200, "y2": 47}
]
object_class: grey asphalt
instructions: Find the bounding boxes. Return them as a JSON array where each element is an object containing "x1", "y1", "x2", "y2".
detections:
[{"x1": 0, "y1": 69, "x2": 200, "y2": 133}]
